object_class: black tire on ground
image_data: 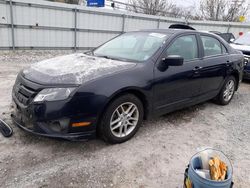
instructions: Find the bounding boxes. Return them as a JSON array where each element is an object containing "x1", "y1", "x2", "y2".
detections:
[
  {"x1": 99, "y1": 94, "x2": 144, "y2": 144},
  {"x1": 215, "y1": 76, "x2": 237, "y2": 105}
]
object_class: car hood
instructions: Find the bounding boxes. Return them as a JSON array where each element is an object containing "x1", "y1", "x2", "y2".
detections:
[
  {"x1": 22, "y1": 53, "x2": 137, "y2": 85},
  {"x1": 230, "y1": 43, "x2": 250, "y2": 52}
]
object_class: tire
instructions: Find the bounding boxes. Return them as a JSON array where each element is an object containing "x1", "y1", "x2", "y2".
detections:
[
  {"x1": 99, "y1": 94, "x2": 144, "y2": 144},
  {"x1": 215, "y1": 76, "x2": 236, "y2": 105}
]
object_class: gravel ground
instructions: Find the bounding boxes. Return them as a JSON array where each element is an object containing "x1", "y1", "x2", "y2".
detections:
[{"x1": 0, "y1": 51, "x2": 250, "y2": 188}]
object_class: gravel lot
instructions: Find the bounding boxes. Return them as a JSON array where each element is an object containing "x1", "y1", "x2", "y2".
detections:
[{"x1": 0, "y1": 51, "x2": 250, "y2": 188}]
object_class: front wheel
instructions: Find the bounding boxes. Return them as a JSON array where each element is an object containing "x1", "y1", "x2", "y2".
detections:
[
  {"x1": 216, "y1": 76, "x2": 236, "y2": 105},
  {"x1": 99, "y1": 94, "x2": 144, "y2": 144}
]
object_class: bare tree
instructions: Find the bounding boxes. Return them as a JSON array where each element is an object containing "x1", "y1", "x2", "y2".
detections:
[
  {"x1": 127, "y1": 0, "x2": 200, "y2": 19},
  {"x1": 169, "y1": 5, "x2": 198, "y2": 19},
  {"x1": 200, "y1": 0, "x2": 226, "y2": 21},
  {"x1": 200, "y1": 0, "x2": 248, "y2": 21},
  {"x1": 168, "y1": 5, "x2": 185, "y2": 18},
  {"x1": 127, "y1": 0, "x2": 175, "y2": 16},
  {"x1": 223, "y1": 0, "x2": 248, "y2": 21}
]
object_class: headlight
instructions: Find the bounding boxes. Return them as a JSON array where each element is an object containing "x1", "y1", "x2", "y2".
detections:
[{"x1": 34, "y1": 88, "x2": 76, "y2": 102}]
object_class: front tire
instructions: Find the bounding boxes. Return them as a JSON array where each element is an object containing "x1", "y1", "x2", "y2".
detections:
[
  {"x1": 216, "y1": 76, "x2": 236, "y2": 105},
  {"x1": 99, "y1": 94, "x2": 144, "y2": 144}
]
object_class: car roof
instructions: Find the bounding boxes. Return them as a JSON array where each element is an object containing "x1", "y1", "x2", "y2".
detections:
[
  {"x1": 138, "y1": 28, "x2": 201, "y2": 35},
  {"x1": 128, "y1": 29, "x2": 224, "y2": 41}
]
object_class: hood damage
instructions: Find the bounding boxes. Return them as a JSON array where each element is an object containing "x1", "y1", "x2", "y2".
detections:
[{"x1": 23, "y1": 53, "x2": 136, "y2": 85}]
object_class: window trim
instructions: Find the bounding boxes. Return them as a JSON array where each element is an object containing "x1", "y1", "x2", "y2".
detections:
[
  {"x1": 221, "y1": 43, "x2": 228, "y2": 54},
  {"x1": 162, "y1": 34, "x2": 200, "y2": 63},
  {"x1": 200, "y1": 34, "x2": 228, "y2": 58}
]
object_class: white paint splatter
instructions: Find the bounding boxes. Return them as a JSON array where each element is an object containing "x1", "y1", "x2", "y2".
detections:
[{"x1": 23, "y1": 53, "x2": 136, "y2": 85}]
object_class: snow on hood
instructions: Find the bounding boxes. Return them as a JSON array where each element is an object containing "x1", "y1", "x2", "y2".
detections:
[
  {"x1": 230, "y1": 43, "x2": 250, "y2": 51},
  {"x1": 23, "y1": 53, "x2": 136, "y2": 85}
]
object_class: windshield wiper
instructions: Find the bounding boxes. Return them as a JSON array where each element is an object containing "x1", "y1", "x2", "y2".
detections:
[
  {"x1": 97, "y1": 55, "x2": 112, "y2": 59},
  {"x1": 95, "y1": 55, "x2": 123, "y2": 61},
  {"x1": 94, "y1": 54, "x2": 135, "y2": 62}
]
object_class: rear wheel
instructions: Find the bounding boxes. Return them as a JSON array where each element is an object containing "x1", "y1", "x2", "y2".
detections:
[
  {"x1": 99, "y1": 94, "x2": 144, "y2": 144},
  {"x1": 216, "y1": 76, "x2": 236, "y2": 105}
]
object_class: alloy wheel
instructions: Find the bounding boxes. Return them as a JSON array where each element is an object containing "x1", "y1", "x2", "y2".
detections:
[
  {"x1": 110, "y1": 102, "x2": 139, "y2": 138},
  {"x1": 223, "y1": 79, "x2": 235, "y2": 102}
]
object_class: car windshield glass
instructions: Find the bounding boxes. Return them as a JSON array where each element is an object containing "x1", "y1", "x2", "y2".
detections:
[
  {"x1": 93, "y1": 32, "x2": 169, "y2": 62},
  {"x1": 234, "y1": 32, "x2": 250, "y2": 45}
]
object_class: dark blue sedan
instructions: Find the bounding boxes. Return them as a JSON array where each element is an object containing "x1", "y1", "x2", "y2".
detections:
[{"x1": 12, "y1": 29, "x2": 244, "y2": 143}]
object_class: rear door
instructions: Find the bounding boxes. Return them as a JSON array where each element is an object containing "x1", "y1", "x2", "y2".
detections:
[
  {"x1": 153, "y1": 34, "x2": 203, "y2": 114},
  {"x1": 198, "y1": 35, "x2": 229, "y2": 96}
]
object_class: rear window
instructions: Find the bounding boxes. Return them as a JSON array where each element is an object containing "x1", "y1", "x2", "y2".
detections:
[{"x1": 201, "y1": 36, "x2": 224, "y2": 56}]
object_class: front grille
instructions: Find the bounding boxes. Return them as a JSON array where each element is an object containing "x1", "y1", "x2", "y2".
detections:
[{"x1": 14, "y1": 82, "x2": 38, "y2": 106}]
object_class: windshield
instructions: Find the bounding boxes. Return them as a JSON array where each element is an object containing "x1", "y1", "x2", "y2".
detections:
[
  {"x1": 93, "y1": 32, "x2": 169, "y2": 62},
  {"x1": 234, "y1": 32, "x2": 250, "y2": 45}
]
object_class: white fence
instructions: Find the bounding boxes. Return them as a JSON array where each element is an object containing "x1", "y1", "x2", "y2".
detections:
[{"x1": 1, "y1": 0, "x2": 250, "y2": 50}]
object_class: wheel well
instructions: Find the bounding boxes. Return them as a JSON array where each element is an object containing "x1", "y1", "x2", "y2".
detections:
[
  {"x1": 231, "y1": 71, "x2": 239, "y2": 90},
  {"x1": 95, "y1": 89, "x2": 149, "y2": 136},
  {"x1": 102, "y1": 89, "x2": 149, "y2": 121}
]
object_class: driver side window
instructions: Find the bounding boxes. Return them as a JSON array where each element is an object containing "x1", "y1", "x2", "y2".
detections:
[{"x1": 166, "y1": 35, "x2": 198, "y2": 61}]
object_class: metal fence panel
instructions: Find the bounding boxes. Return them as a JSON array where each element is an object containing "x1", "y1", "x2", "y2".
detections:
[
  {"x1": 77, "y1": 32, "x2": 118, "y2": 48},
  {"x1": 14, "y1": 28, "x2": 74, "y2": 47},
  {"x1": 159, "y1": 22, "x2": 172, "y2": 29},
  {"x1": 228, "y1": 27, "x2": 250, "y2": 35},
  {"x1": 0, "y1": 2, "x2": 10, "y2": 24},
  {"x1": 13, "y1": 6, "x2": 75, "y2": 28},
  {"x1": 0, "y1": 27, "x2": 12, "y2": 47},
  {"x1": 1, "y1": 0, "x2": 250, "y2": 50},
  {"x1": 125, "y1": 17, "x2": 158, "y2": 31},
  {"x1": 190, "y1": 24, "x2": 228, "y2": 33},
  {"x1": 77, "y1": 12, "x2": 122, "y2": 31}
]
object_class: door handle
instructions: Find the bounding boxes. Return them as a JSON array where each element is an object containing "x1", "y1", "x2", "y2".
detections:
[
  {"x1": 193, "y1": 66, "x2": 203, "y2": 71},
  {"x1": 226, "y1": 60, "x2": 232, "y2": 66}
]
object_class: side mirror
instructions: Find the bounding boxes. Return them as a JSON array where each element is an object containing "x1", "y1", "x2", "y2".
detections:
[
  {"x1": 158, "y1": 55, "x2": 183, "y2": 71},
  {"x1": 163, "y1": 55, "x2": 184, "y2": 66}
]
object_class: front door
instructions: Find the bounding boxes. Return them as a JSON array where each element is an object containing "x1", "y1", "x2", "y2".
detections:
[{"x1": 153, "y1": 34, "x2": 203, "y2": 115}]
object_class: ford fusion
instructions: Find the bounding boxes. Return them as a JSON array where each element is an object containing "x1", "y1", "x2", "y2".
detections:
[{"x1": 12, "y1": 29, "x2": 244, "y2": 143}]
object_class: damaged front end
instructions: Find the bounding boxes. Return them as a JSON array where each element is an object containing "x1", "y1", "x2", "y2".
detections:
[{"x1": 11, "y1": 74, "x2": 96, "y2": 141}]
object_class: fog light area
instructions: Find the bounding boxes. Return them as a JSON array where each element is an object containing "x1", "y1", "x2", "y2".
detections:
[{"x1": 48, "y1": 119, "x2": 70, "y2": 133}]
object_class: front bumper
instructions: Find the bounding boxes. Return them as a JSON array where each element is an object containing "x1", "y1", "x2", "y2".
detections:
[
  {"x1": 11, "y1": 113, "x2": 96, "y2": 141},
  {"x1": 11, "y1": 94, "x2": 98, "y2": 141}
]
